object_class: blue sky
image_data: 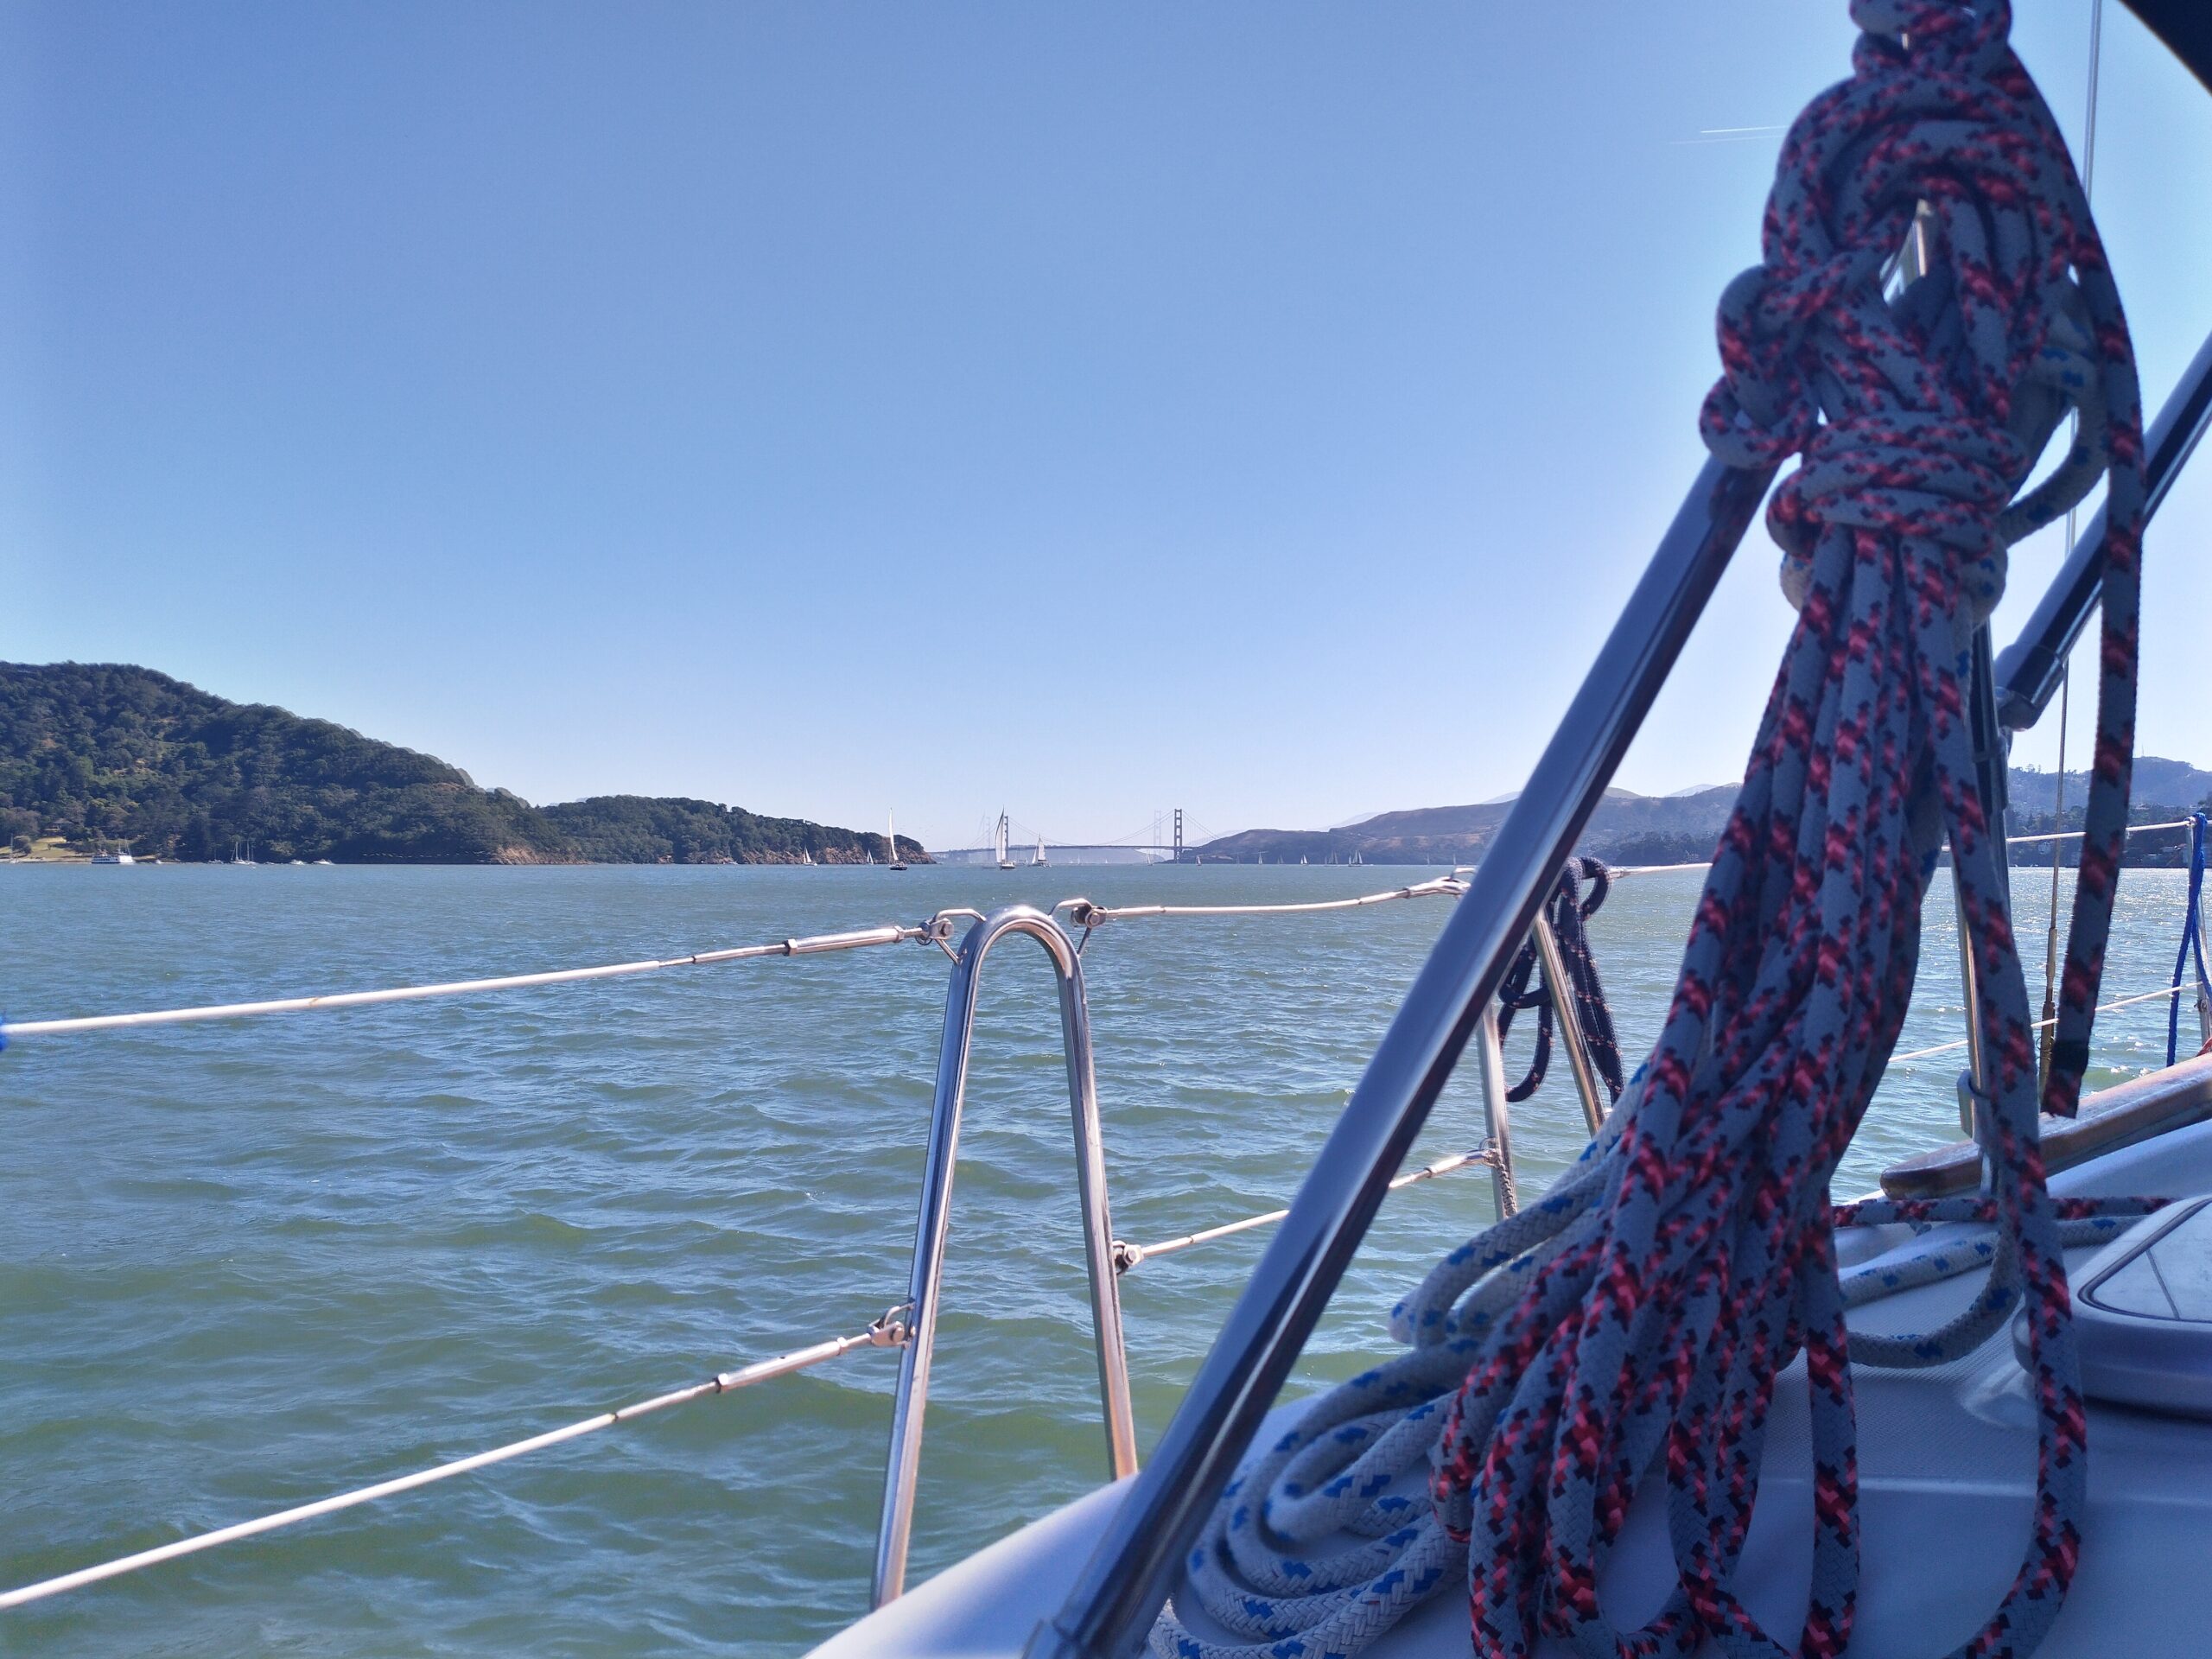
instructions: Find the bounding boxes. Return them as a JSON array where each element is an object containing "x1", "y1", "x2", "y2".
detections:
[{"x1": 5, "y1": 3, "x2": 2209, "y2": 851}]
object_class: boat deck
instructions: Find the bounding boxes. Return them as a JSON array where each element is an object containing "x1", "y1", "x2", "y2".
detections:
[{"x1": 818, "y1": 1118, "x2": 2212, "y2": 1657}]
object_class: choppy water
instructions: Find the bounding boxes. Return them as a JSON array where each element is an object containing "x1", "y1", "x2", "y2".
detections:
[{"x1": 0, "y1": 861, "x2": 2196, "y2": 1656}]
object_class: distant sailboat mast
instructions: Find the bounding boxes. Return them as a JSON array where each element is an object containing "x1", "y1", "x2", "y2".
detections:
[
  {"x1": 889, "y1": 810, "x2": 907, "y2": 871},
  {"x1": 995, "y1": 810, "x2": 1014, "y2": 870}
]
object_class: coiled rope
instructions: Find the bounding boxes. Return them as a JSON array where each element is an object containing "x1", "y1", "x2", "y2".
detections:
[
  {"x1": 1494, "y1": 858, "x2": 1625, "y2": 1107},
  {"x1": 1154, "y1": 4, "x2": 2152, "y2": 1656}
]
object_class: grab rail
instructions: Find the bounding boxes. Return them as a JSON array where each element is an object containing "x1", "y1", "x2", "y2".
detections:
[{"x1": 873, "y1": 906, "x2": 1137, "y2": 1607}]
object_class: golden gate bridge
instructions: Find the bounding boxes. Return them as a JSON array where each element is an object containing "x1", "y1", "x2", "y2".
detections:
[{"x1": 931, "y1": 809, "x2": 1214, "y2": 863}]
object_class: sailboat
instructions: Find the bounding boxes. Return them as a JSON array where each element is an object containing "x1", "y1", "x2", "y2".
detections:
[
  {"x1": 994, "y1": 811, "x2": 1014, "y2": 870},
  {"x1": 888, "y1": 811, "x2": 907, "y2": 872},
  {"x1": 1030, "y1": 832, "x2": 1046, "y2": 868}
]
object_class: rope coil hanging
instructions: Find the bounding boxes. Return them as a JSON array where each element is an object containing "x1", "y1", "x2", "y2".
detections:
[
  {"x1": 1154, "y1": 4, "x2": 2151, "y2": 1656},
  {"x1": 1494, "y1": 857, "x2": 1626, "y2": 1107}
]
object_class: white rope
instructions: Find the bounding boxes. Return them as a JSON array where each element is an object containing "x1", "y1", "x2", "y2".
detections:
[
  {"x1": 1890, "y1": 982, "x2": 2183, "y2": 1065},
  {"x1": 0, "y1": 1312, "x2": 908, "y2": 1611},
  {"x1": 1116, "y1": 1145, "x2": 1498, "y2": 1271},
  {"x1": 2006, "y1": 816, "x2": 2191, "y2": 847},
  {"x1": 1060, "y1": 878, "x2": 1463, "y2": 929},
  {"x1": 0, "y1": 925, "x2": 931, "y2": 1039},
  {"x1": 0, "y1": 883, "x2": 1478, "y2": 1040}
]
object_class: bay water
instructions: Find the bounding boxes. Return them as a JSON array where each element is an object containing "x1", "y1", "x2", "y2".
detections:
[{"x1": 0, "y1": 861, "x2": 2196, "y2": 1655}]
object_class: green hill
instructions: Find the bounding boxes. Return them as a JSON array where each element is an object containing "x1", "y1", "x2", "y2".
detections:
[
  {"x1": 541, "y1": 795, "x2": 918, "y2": 866},
  {"x1": 0, "y1": 663, "x2": 925, "y2": 865}
]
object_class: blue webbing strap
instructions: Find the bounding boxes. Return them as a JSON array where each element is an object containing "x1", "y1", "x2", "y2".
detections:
[{"x1": 2166, "y1": 810, "x2": 2210, "y2": 1065}]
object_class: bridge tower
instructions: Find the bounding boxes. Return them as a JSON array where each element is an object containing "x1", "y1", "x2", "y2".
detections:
[{"x1": 1173, "y1": 809, "x2": 1184, "y2": 864}]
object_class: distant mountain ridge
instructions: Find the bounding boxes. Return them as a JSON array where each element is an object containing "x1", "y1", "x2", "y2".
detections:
[
  {"x1": 1197, "y1": 785, "x2": 1739, "y2": 868},
  {"x1": 2008, "y1": 757, "x2": 2212, "y2": 815},
  {"x1": 0, "y1": 663, "x2": 926, "y2": 865},
  {"x1": 1204, "y1": 765, "x2": 2212, "y2": 868}
]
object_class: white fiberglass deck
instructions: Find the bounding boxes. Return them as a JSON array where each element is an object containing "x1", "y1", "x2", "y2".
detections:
[{"x1": 817, "y1": 1119, "x2": 2212, "y2": 1657}]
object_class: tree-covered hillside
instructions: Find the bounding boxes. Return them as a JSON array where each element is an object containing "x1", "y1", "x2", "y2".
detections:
[
  {"x1": 543, "y1": 796, "x2": 922, "y2": 865},
  {"x1": 0, "y1": 664, "x2": 924, "y2": 864}
]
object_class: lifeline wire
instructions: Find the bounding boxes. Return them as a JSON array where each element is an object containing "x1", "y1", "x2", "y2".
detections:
[
  {"x1": 1894, "y1": 981, "x2": 2184, "y2": 1066},
  {"x1": 8, "y1": 846, "x2": 2190, "y2": 1046},
  {"x1": 1121, "y1": 976, "x2": 2187, "y2": 1277},
  {"x1": 0, "y1": 1312, "x2": 907, "y2": 1611},
  {"x1": 0, "y1": 924, "x2": 939, "y2": 1041},
  {"x1": 0, "y1": 884, "x2": 1472, "y2": 1046},
  {"x1": 1116, "y1": 1146, "x2": 1505, "y2": 1272},
  {"x1": 1058, "y1": 879, "x2": 1465, "y2": 929},
  {"x1": 1154, "y1": 6, "x2": 2150, "y2": 1656}
]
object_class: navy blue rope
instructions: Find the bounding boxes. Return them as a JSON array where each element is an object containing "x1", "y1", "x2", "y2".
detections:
[{"x1": 1494, "y1": 859, "x2": 1625, "y2": 1108}]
